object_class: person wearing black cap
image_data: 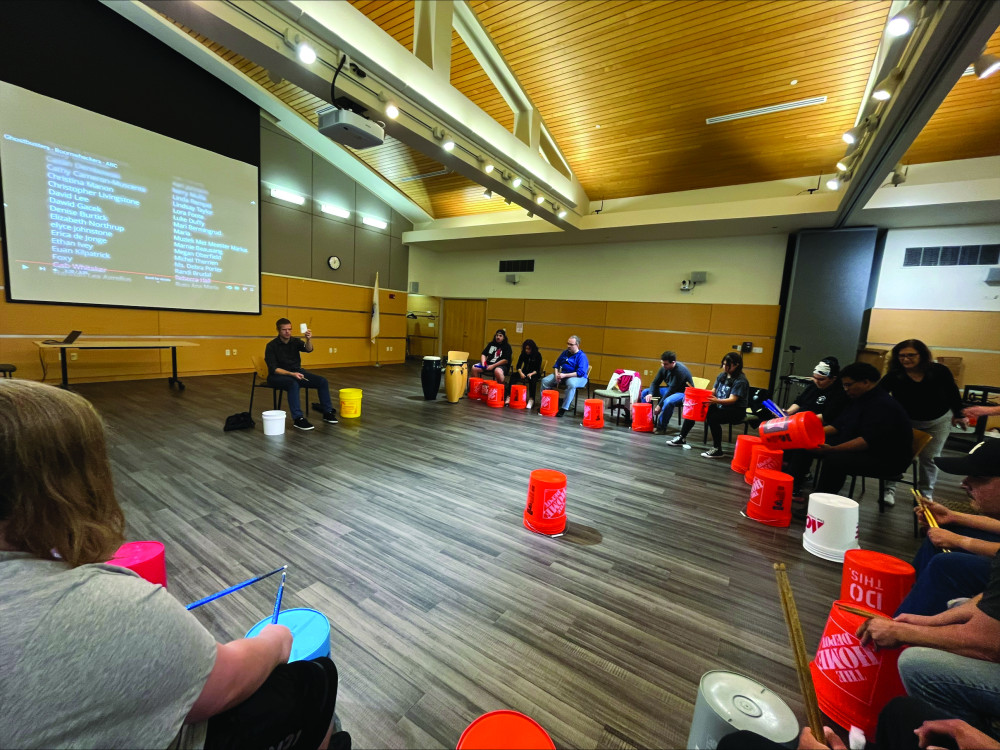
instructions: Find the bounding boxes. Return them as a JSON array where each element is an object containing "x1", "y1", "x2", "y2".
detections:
[
  {"x1": 857, "y1": 439, "x2": 1000, "y2": 741},
  {"x1": 896, "y1": 439, "x2": 1000, "y2": 616}
]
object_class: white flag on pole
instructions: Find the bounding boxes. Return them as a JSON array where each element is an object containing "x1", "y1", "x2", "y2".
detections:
[{"x1": 370, "y1": 272, "x2": 380, "y2": 343}]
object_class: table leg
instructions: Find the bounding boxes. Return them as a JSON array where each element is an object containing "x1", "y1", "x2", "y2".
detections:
[
  {"x1": 167, "y1": 347, "x2": 185, "y2": 390},
  {"x1": 60, "y1": 348, "x2": 69, "y2": 388}
]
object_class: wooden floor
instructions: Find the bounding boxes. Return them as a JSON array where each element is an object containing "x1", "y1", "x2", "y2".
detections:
[{"x1": 76, "y1": 362, "x2": 966, "y2": 749}]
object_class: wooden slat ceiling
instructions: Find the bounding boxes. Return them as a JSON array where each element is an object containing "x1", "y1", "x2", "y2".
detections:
[
  {"x1": 171, "y1": 1, "x2": 999, "y2": 220},
  {"x1": 903, "y1": 27, "x2": 1000, "y2": 165}
]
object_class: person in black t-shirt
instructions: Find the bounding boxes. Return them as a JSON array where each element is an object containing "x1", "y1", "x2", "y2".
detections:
[
  {"x1": 505, "y1": 339, "x2": 542, "y2": 409},
  {"x1": 857, "y1": 438, "x2": 1000, "y2": 738},
  {"x1": 264, "y1": 318, "x2": 338, "y2": 431},
  {"x1": 471, "y1": 329, "x2": 512, "y2": 384},
  {"x1": 785, "y1": 357, "x2": 847, "y2": 425}
]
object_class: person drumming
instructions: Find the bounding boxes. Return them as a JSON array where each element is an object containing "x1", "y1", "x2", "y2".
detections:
[
  {"x1": 471, "y1": 329, "x2": 512, "y2": 384},
  {"x1": 641, "y1": 351, "x2": 694, "y2": 433},
  {"x1": 784, "y1": 357, "x2": 847, "y2": 424},
  {"x1": 540, "y1": 335, "x2": 589, "y2": 417},
  {"x1": 667, "y1": 352, "x2": 749, "y2": 458},
  {"x1": 265, "y1": 318, "x2": 338, "y2": 431},
  {"x1": 0, "y1": 380, "x2": 345, "y2": 749},
  {"x1": 506, "y1": 338, "x2": 542, "y2": 410}
]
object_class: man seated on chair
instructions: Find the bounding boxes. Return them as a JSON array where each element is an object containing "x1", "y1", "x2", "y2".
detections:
[
  {"x1": 803, "y1": 361, "x2": 912, "y2": 495},
  {"x1": 264, "y1": 318, "x2": 338, "y2": 431},
  {"x1": 640, "y1": 350, "x2": 694, "y2": 434},
  {"x1": 471, "y1": 329, "x2": 512, "y2": 384},
  {"x1": 895, "y1": 439, "x2": 1000, "y2": 617},
  {"x1": 540, "y1": 335, "x2": 589, "y2": 418}
]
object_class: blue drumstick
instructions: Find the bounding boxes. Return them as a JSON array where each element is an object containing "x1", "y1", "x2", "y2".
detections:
[
  {"x1": 186, "y1": 565, "x2": 287, "y2": 610},
  {"x1": 271, "y1": 571, "x2": 286, "y2": 624},
  {"x1": 762, "y1": 399, "x2": 787, "y2": 418}
]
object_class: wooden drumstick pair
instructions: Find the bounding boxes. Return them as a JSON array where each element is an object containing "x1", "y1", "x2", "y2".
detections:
[
  {"x1": 912, "y1": 489, "x2": 951, "y2": 553},
  {"x1": 773, "y1": 563, "x2": 824, "y2": 740}
]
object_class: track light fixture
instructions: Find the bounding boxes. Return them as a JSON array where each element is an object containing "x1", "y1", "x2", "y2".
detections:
[
  {"x1": 535, "y1": 195, "x2": 545, "y2": 205},
  {"x1": 826, "y1": 176, "x2": 841, "y2": 191},
  {"x1": 385, "y1": 104, "x2": 399, "y2": 119},
  {"x1": 483, "y1": 189, "x2": 492, "y2": 199},
  {"x1": 835, "y1": 152, "x2": 858, "y2": 173},
  {"x1": 442, "y1": 139, "x2": 455, "y2": 152},
  {"x1": 887, "y1": 2, "x2": 921, "y2": 38},
  {"x1": 975, "y1": 52, "x2": 1000, "y2": 79},
  {"x1": 484, "y1": 164, "x2": 495, "y2": 174},
  {"x1": 511, "y1": 176, "x2": 522, "y2": 188},
  {"x1": 842, "y1": 125, "x2": 864, "y2": 145},
  {"x1": 557, "y1": 209, "x2": 567, "y2": 219},
  {"x1": 873, "y1": 70, "x2": 901, "y2": 101}
]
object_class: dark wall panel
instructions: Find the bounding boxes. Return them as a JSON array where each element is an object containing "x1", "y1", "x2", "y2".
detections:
[
  {"x1": 261, "y1": 202, "x2": 311, "y2": 279},
  {"x1": 312, "y1": 216, "x2": 356, "y2": 283},
  {"x1": 355, "y1": 228, "x2": 391, "y2": 288}
]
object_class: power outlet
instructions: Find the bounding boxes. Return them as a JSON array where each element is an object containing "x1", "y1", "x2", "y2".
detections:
[
  {"x1": 428, "y1": 322, "x2": 434, "y2": 328},
  {"x1": 328, "y1": 347, "x2": 333, "y2": 353},
  {"x1": 753, "y1": 347, "x2": 763, "y2": 354},
  {"x1": 69, "y1": 352, "x2": 78, "y2": 361},
  {"x1": 225, "y1": 349, "x2": 231, "y2": 356},
  {"x1": 232, "y1": 348, "x2": 237, "y2": 356},
  {"x1": 334, "y1": 347, "x2": 337, "y2": 354}
]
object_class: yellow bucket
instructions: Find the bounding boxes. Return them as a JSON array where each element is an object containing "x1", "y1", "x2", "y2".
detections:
[{"x1": 339, "y1": 388, "x2": 363, "y2": 418}]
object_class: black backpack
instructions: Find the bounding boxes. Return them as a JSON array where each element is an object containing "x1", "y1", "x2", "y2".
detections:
[{"x1": 223, "y1": 412, "x2": 255, "y2": 432}]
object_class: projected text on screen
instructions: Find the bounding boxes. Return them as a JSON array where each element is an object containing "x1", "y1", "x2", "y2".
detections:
[{"x1": 0, "y1": 82, "x2": 260, "y2": 314}]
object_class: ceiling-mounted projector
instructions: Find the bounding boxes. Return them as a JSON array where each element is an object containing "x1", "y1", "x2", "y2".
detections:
[{"x1": 317, "y1": 107, "x2": 384, "y2": 149}]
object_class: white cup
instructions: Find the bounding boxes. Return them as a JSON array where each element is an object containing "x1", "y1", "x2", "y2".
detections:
[{"x1": 300, "y1": 323, "x2": 308, "y2": 334}]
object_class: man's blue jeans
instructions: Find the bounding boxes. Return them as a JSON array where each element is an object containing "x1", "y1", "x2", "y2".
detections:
[
  {"x1": 541, "y1": 373, "x2": 588, "y2": 411},
  {"x1": 898, "y1": 646, "x2": 1000, "y2": 739},
  {"x1": 267, "y1": 369, "x2": 333, "y2": 419},
  {"x1": 656, "y1": 392, "x2": 685, "y2": 428}
]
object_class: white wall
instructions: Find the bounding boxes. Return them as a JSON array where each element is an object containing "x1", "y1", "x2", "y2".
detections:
[
  {"x1": 408, "y1": 234, "x2": 787, "y2": 304},
  {"x1": 875, "y1": 224, "x2": 1000, "y2": 311}
]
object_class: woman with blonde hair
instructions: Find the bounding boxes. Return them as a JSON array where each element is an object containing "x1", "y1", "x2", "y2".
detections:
[{"x1": 0, "y1": 380, "x2": 342, "y2": 750}]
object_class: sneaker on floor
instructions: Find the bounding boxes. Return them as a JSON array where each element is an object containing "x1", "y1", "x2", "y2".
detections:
[
  {"x1": 322, "y1": 410, "x2": 338, "y2": 424},
  {"x1": 701, "y1": 447, "x2": 725, "y2": 458},
  {"x1": 883, "y1": 490, "x2": 895, "y2": 507},
  {"x1": 556, "y1": 409, "x2": 566, "y2": 418},
  {"x1": 666, "y1": 436, "x2": 686, "y2": 447},
  {"x1": 526, "y1": 399, "x2": 534, "y2": 410},
  {"x1": 293, "y1": 417, "x2": 314, "y2": 431}
]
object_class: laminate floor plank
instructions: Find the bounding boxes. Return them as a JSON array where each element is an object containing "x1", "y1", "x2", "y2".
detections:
[{"x1": 62, "y1": 363, "x2": 962, "y2": 748}]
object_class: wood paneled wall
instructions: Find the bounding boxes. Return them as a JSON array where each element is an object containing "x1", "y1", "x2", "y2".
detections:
[
  {"x1": 406, "y1": 294, "x2": 442, "y2": 358},
  {"x1": 0, "y1": 266, "x2": 405, "y2": 385},
  {"x1": 481, "y1": 298, "x2": 779, "y2": 389}
]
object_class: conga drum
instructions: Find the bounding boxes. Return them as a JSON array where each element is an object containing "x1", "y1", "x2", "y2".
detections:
[
  {"x1": 444, "y1": 360, "x2": 468, "y2": 403},
  {"x1": 421, "y1": 356, "x2": 442, "y2": 400}
]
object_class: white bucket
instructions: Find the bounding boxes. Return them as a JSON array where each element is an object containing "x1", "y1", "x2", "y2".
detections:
[
  {"x1": 262, "y1": 409, "x2": 286, "y2": 436},
  {"x1": 803, "y1": 492, "x2": 860, "y2": 563},
  {"x1": 686, "y1": 671, "x2": 798, "y2": 749}
]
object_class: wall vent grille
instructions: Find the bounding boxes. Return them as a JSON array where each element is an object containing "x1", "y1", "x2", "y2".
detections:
[{"x1": 903, "y1": 244, "x2": 999, "y2": 267}]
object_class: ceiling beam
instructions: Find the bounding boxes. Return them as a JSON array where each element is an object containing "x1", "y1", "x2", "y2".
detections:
[{"x1": 834, "y1": 0, "x2": 1000, "y2": 228}]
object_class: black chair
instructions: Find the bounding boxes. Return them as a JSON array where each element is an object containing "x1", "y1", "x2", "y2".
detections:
[
  {"x1": 700, "y1": 386, "x2": 768, "y2": 444},
  {"x1": 249, "y1": 356, "x2": 310, "y2": 416},
  {"x1": 0, "y1": 364, "x2": 15, "y2": 378},
  {"x1": 841, "y1": 429, "x2": 932, "y2": 515}
]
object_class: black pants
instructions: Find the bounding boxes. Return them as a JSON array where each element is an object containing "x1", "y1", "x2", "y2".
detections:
[
  {"x1": 508, "y1": 372, "x2": 540, "y2": 402},
  {"x1": 205, "y1": 657, "x2": 339, "y2": 750},
  {"x1": 815, "y1": 452, "x2": 908, "y2": 495},
  {"x1": 679, "y1": 407, "x2": 744, "y2": 449}
]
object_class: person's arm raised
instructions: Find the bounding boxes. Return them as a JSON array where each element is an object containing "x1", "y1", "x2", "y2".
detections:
[{"x1": 185, "y1": 624, "x2": 292, "y2": 722}]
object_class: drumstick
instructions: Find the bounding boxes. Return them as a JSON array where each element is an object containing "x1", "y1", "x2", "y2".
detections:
[
  {"x1": 186, "y1": 565, "x2": 288, "y2": 610},
  {"x1": 271, "y1": 570, "x2": 286, "y2": 624},
  {"x1": 773, "y1": 563, "x2": 824, "y2": 739},
  {"x1": 912, "y1": 490, "x2": 951, "y2": 552},
  {"x1": 837, "y1": 603, "x2": 890, "y2": 620}
]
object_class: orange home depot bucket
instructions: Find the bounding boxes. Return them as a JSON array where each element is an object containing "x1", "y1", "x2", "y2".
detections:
[
  {"x1": 631, "y1": 402, "x2": 654, "y2": 432},
  {"x1": 840, "y1": 550, "x2": 916, "y2": 617},
  {"x1": 487, "y1": 382, "x2": 505, "y2": 408},
  {"x1": 682, "y1": 387, "x2": 713, "y2": 422},
  {"x1": 759, "y1": 411, "x2": 825, "y2": 450},
  {"x1": 468, "y1": 377, "x2": 483, "y2": 401},
  {"x1": 524, "y1": 469, "x2": 567, "y2": 536},
  {"x1": 457, "y1": 710, "x2": 555, "y2": 750},
  {"x1": 583, "y1": 399, "x2": 604, "y2": 429},
  {"x1": 810, "y1": 601, "x2": 907, "y2": 738},
  {"x1": 509, "y1": 384, "x2": 527, "y2": 409},
  {"x1": 539, "y1": 390, "x2": 560, "y2": 417},
  {"x1": 480, "y1": 380, "x2": 491, "y2": 401},
  {"x1": 747, "y1": 468, "x2": 794, "y2": 527},
  {"x1": 745, "y1": 445, "x2": 783, "y2": 485},
  {"x1": 109, "y1": 541, "x2": 168, "y2": 587},
  {"x1": 732, "y1": 434, "x2": 763, "y2": 474}
]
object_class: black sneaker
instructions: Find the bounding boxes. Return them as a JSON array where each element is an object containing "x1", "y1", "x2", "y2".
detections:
[
  {"x1": 293, "y1": 417, "x2": 314, "y2": 431},
  {"x1": 701, "y1": 447, "x2": 725, "y2": 458},
  {"x1": 666, "y1": 436, "x2": 686, "y2": 447},
  {"x1": 556, "y1": 409, "x2": 566, "y2": 418},
  {"x1": 323, "y1": 410, "x2": 338, "y2": 424}
]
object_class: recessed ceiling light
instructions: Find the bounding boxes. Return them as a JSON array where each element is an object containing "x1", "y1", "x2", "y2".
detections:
[
  {"x1": 790, "y1": 79, "x2": 798, "y2": 86},
  {"x1": 595, "y1": 124, "x2": 601, "y2": 129}
]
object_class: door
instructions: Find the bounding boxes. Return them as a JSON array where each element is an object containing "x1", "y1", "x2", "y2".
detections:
[{"x1": 442, "y1": 299, "x2": 487, "y2": 360}]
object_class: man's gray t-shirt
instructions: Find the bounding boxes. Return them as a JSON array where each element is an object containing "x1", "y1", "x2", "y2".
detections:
[{"x1": 0, "y1": 551, "x2": 217, "y2": 748}]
